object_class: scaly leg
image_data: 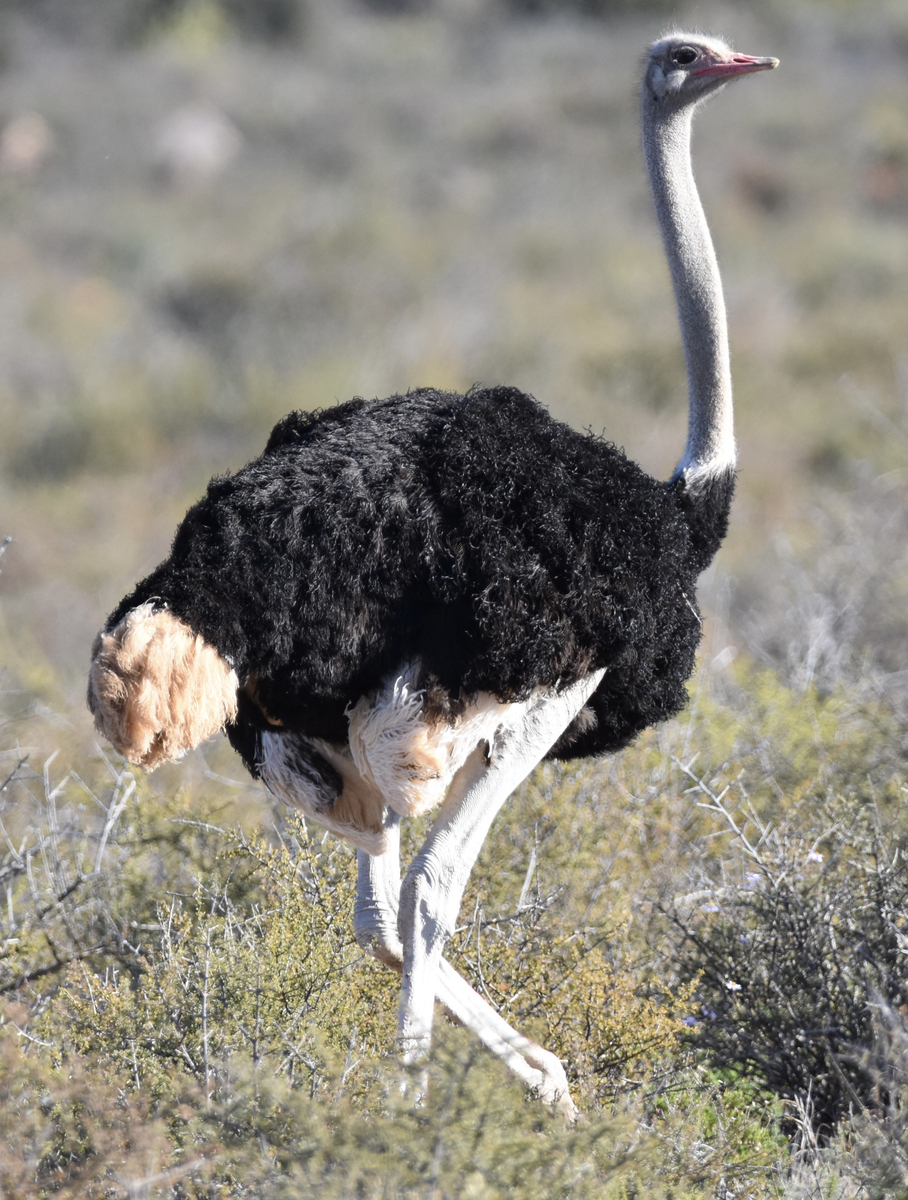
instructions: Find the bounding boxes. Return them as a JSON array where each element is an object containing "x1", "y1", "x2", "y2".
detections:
[
  {"x1": 395, "y1": 671, "x2": 604, "y2": 1107},
  {"x1": 353, "y1": 809, "x2": 578, "y2": 1115},
  {"x1": 353, "y1": 808, "x2": 406, "y2": 969}
]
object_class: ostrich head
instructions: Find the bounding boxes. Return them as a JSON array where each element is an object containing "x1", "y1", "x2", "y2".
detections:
[{"x1": 643, "y1": 33, "x2": 778, "y2": 113}]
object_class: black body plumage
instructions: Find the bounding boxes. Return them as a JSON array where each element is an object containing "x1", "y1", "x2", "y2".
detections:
[{"x1": 107, "y1": 386, "x2": 733, "y2": 772}]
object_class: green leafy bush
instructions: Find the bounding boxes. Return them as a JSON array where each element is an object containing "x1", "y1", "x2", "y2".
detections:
[
  {"x1": 667, "y1": 781, "x2": 908, "y2": 1137},
  {"x1": 0, "y1": 690, "x2": 793, "y2": 1196}
]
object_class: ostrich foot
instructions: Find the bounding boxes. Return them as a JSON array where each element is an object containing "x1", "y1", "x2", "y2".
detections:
[{"x1": 435, "y1": 961, "x2": 578, "y2": 1122}]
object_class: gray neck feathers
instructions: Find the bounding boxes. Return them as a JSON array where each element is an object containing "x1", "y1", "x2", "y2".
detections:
[{"x1": 642, "y1": 98, "x2": 735, "y2": 488}]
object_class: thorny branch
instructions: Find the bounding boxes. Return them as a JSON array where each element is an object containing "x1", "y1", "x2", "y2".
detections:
[{"x1": 0, "y1": 756, "x2": 136, "y2": 993}]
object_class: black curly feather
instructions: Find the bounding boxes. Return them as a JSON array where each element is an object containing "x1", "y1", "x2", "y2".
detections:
[{"x1": 106, "y1": 386, "x2": 733, "y2": 771}]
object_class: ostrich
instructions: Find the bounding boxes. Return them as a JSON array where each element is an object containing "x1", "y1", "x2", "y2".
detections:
[{"x1": 88, "y1": 34, "x2": 777, "y2": 1117}]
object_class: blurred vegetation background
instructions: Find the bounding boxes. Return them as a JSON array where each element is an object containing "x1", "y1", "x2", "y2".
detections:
[
  {"x1": 4, "y1": 0, "x2": 908, "y2": 1195},
  {"x1": 4, "y1": 0, "x2": 908, "y2": 701}
]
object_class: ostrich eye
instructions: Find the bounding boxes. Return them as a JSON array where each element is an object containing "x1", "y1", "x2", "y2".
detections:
[{"x1": 671, "y1": 46, "x2": 699, "y2": 66}]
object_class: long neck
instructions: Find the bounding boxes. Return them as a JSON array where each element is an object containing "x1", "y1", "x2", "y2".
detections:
[{"x1": 642, "y1": 99, "x2": 735, "y2": 489}]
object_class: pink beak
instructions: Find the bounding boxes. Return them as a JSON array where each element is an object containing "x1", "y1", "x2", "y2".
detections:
[{"x1": 693, "y1": 54, "x2": 780, "y2": 80}]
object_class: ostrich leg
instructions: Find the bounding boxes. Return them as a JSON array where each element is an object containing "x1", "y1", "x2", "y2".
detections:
[
  {"x1": 395, "y1": 671, "x2": 605, "y2": 1100},
  {"x1": 354, "y1": 811, "x2": 578, "y2": 1115},
  {"x1": 354, "y1": 809, "x2": 406, "y2": 969}
]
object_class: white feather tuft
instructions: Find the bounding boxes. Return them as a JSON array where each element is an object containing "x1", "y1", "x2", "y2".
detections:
[{"x1": 348, "y1": 665, "x2": 513, "y2": 818}]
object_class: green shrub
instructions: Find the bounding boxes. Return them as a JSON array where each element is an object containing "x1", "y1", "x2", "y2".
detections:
[
  {"x1": 0, "y1": 688, "x2": 795, "y2": 1195},
  {"x1": 664, "y1": 745, "x2": 908, "y2": 1137}
]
